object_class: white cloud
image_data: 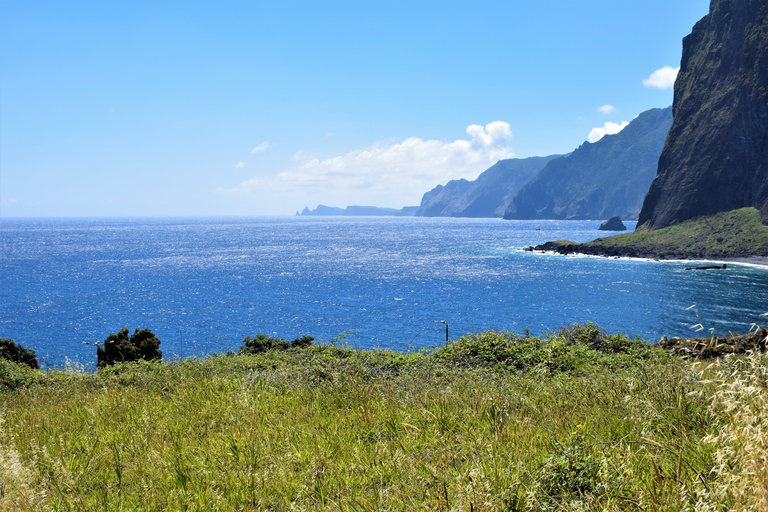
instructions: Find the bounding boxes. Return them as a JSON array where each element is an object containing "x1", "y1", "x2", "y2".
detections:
[
  {"x1": 588, "y1": 121, "x2": 629, "y2": 143},
  {"x1": 643, "y1": 66, "x2": 679, "y2": 89},
  {"x1": 219, "y1": 122, "x2": 515, "y2": 208},
  {"x1": 235, "y1": 162, "x2": 246, "y2": 169},
  {"x1": 251, "y1": 141, "x2": 274, "y2": 153},
  {"x1": 598, "y1": 105, "x2": 615, "y2": 115},
  {"x1": 291, "y1": 150, "x2": 314, "y2": 162}
]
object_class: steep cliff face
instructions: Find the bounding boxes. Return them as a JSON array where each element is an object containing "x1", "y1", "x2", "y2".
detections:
[
  {"x1": 416, "y1": 155, "x2": 560, "y2": 217},
  {"x1": 637, "y1": 0, "x2": 768, "y2": 229},
  {"x1": 503, "y1": 107, "x2": 673, "y2": 221}
]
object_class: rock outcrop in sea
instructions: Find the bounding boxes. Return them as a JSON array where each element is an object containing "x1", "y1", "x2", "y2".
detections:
[
  {"x1": 598, "y1": 216, "x2": 627, "y2": 231},
  {"x1": 637, "y1": 0, "x2": 768, "y2": 230}
]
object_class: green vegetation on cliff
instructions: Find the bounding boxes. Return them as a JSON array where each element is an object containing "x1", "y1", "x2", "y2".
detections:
[
  {"x1": 2, "y1": 323, "x2": 767, "y2": 510},
  {"x1": 638, "y1": 0, "x2": 768, "y2": 228},
  {"x1": 417, "y1": 155, "x2": 560, "y2": 218},
  {"x1": 506, "y1": 107, "x2": 673, "y2": 221},
  {"x1": 536, "y1": 207, "x2": 768, "y2": 260}
]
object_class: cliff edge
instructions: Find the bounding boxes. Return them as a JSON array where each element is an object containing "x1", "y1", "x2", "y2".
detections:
[{"x1": 638, "y1": 0, "x2": 768, "y2": 230}]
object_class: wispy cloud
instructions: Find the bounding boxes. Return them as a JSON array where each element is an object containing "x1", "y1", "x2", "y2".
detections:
[
  {"x1": 251, "y1": 141, "x2": 274, "y2": 153},
  {"x1": 643, "y1": 66, "x2": 679, "y2": 89},
  {"x1": 598, "y1": 105, "x2": 615, "y2": 115},
  {"x1": 291, "y1": 150, "x2": 314, "y2": 162},
  {"x1": 235, "y1": 162, "x2": 246, "y2": 169},
  {"x1": 220, "y1": 122, "x2": 515, "y2": 207},
  {"x1": 588, "y1": 121, "x2": 629, "y2": 143}
]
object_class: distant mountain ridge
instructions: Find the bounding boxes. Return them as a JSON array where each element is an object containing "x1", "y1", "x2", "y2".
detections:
[
  {"x1": 638, "y1": 0, "x2": 768, "y2": 229},
  {"x1": 503, "y1": 106, "x2": 673, "y2": 221},
  {"x1": 416, "y1": 155, "x2": 561, "y2": 217},
  {"x1": 298, "y1": 205, "x2": 418, "y2": 217}
]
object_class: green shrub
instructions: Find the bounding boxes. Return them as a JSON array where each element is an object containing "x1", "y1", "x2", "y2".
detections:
[
  {"x1": 434, "y1": 330, "x2": 545, "y2": 369},
  {"x1": 0, "y1": 337, "x2": 39, "y2": 369},
  {"x1": 97, "y1": 327, "x2": 162, "y2": 369},
  {"x1": 434, "y1": 324, "x2": 658, "y2": 373},
  {"x1": 238, "y1": 334, "x2": 314, "y2": 355},
  {"x1": 533, "y1": 450, "x2": 603, "y2": 507},
  {"x1": 238, "y1": 334, "x2": 289, "y2": 354},
  {"x1": 0, "y1": 358, "x2": 42, "y2": 390},
  {"x1": 558, "y1": 322, "x2": 646, "y2": 355},
  {"x1": 290, "y1": 334, "x2": 314, "y2": 348}
]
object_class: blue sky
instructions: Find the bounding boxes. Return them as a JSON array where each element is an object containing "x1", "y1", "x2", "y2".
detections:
[{"x1": 1, "y1": 0, "x2": 710, "y2": 216}]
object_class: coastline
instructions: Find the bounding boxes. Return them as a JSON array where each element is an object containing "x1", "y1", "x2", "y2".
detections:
[
  {"x1": 525, "y1": 208, "x2": 768, "y2": 267},
  {"x1": 524, "y1": 246, "x2": 768, "y2": 269}
]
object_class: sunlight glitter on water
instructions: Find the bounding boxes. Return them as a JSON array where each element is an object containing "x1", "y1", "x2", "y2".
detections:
[{"x1": 1, "y1": 216, "x2": 767, "y2": 368}]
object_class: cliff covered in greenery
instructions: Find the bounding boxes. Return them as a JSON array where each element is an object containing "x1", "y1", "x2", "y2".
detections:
[
  {"x1": 416, "y1": 155, "x2": 560, "y2": 217},
  {"x1": 504, "y1": 107, "x2": 672, "y2": 221},
  {"x1": 638, "y1": 0, "x2": 768, "y2": 229}
]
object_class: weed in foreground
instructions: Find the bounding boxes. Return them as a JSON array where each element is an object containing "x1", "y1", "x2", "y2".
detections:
[
  {"x1": 693, "y1": 351, "x2": 768, "y2": 511},
  {"x1": 0, "y1": 324, "x2": 762, "y2": 510}
]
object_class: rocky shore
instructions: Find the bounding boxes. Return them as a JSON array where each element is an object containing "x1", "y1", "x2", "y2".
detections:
[
  {"x1": 525, "y1": 240, "x2": 768, "y2": 267},
  {"x1": 524, "y1": 207, "x2": 768, "y2": 265},
  {"x1": 525, "y1": 240, "x2": 768, "y2": 264},
  {"x1": 658, "y1": 328, "x2": 768, "y2": 359}
]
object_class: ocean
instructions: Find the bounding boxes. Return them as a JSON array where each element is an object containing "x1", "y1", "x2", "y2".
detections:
[{"x1": 2, "y1": 216, "x2": 767, "y2": 369}]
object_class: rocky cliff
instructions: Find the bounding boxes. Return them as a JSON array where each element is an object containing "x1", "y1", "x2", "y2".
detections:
[
  {"x1": 637, "y1": 0, "x2": 768, "y2": 229},
  {"x1": 416, "y1": 155, "x2": 560, "y2": 217},
  {"x1": 504, "y1": 107, "x2": 673, "y2": 221}
]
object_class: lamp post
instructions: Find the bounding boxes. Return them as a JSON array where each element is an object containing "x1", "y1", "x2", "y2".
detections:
[{"x1": 440, "y1": 320, "x2": 448, "y2": 344}]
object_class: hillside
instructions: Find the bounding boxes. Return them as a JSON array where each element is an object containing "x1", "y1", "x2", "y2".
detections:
[
  {"x1": 416, "y1": 155, "x2": 560, "y2": 217},
  {"x1": 531, "y1": 207, "x2": 768, "y2": 261},
  {"x1": 638, "y1": 0, "x2": 768, "y2": 229},
  {"x1": 3, "y1": 325, "x2": 767, "y2": 510},
  {"x1": 504, "y1": 107, "x2": 672, "y2": 221}
]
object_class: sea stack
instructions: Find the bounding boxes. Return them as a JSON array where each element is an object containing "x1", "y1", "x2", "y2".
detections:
[{"x1": 598, "y1": 215, "x2": 627, "y2": 231}]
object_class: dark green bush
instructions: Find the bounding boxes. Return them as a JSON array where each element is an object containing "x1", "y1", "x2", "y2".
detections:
[
  {"x1": 97, "y1": 327, "x2": 162, "y2": 369},
  {"x1": 290, "y1": 335, "x2": 314, "y2": 348},
  {"x1": 239, "y1": 334, "x2": 314, "y2": 355},
  {"x1": 238, "y1": 334, "x2": 289, "y2": 355},
  {"x1": 0, "y1": 337, "x2": 39, "y2": 369}
]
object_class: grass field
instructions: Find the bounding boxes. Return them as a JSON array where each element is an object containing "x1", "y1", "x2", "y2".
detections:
[{"x1": 1, "y1": 324, "x2": 766, "y2": 511}]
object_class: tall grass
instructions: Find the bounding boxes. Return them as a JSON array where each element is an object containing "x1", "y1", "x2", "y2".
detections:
[
  {"x1": 693, "y1": 351, "x2": 768, "y2": 511},
  {"x1": 0, "y1": 324, "x2": 761, "y2": 510}
]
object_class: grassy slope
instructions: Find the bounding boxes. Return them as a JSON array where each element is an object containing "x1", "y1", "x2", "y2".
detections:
[
  {"x1": 545, "y1": 207, "x2": 768, "y2": 259},
  {"x1": 1, "y1": 324, "x2": 766, "y2": 511}
]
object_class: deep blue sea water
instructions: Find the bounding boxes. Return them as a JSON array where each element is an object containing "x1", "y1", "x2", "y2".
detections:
[{"x1": 2, "y1": 216, "x2": 767, "y2": 369}]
